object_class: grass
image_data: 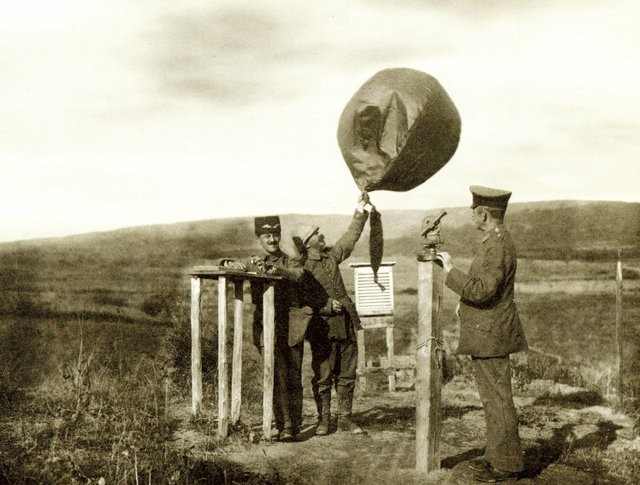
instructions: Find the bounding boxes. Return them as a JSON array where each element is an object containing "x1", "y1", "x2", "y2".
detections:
[
  {"x1": 0, "y1": 250, "x2": 639, "y2": 482},
  {"x1": 0, "y1": 316, "x2": 283, "y2": 483},
  {"x1": 0, "y1": 317, "x2": 174, "y2": 482}
]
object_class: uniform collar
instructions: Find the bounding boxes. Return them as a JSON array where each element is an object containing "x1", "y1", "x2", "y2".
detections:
[
  {"x1": 262, "y1": 250, "x2": 285, "y2": 262},
  {"x1": 482, "y1": 224, "x2": 505, "y2": 243}
]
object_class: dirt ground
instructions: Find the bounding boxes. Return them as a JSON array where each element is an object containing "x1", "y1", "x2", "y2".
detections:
[{"x1": 172, "y1": 375, "x2": 639, "y2": 485}]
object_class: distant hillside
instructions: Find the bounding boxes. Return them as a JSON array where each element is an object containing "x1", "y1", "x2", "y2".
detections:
[
  {"x1": 384, "y1": 200, "x2": 640, "y2": 260},
  {"x1": 1, "y1": 201, "x2": 638, "y2": 270},
  {"x1": 0, "y1": 199, "x2": 637, "y2": 324}
]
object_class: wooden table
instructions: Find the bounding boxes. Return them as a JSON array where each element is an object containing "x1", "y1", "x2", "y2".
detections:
[{"x1": 189, "y1": 266, "x2": 282, "y2": 439}]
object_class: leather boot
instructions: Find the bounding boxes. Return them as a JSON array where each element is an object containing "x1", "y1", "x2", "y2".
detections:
[
  {"x1": 337, "y1": 387, "x2": 364, "y2": 434},
  {"x1": 312, "y1": 384, "x2": 322, "y2": 423},
  {"x1": 315, "y1": 393, "x2": 331, "y2": 436}
]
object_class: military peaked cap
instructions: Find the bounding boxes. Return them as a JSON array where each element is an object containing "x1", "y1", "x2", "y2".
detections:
[
  {"x1": 254, "y1": 215, "x2": 281, "y2": 236},
  {"x1": 470, "y1": 185, "x2": 512, "y2": 210}
]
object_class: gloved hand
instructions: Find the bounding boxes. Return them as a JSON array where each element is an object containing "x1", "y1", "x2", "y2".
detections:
[
  {"x1": 319, "y1": 298, "x2": 343, "y2": 316},
  {"x1": 331, "y1": 299, "x2": 344, "y2": 314},
  {"x1": 264, "y1": 264, "x2": 281, "y2": 276},
  {"x1": 357, "y1": 193, "x2": 372, "y2": 213},
  {"x1": 223, "y1": 260, "x2": 247, "y2": 271}
]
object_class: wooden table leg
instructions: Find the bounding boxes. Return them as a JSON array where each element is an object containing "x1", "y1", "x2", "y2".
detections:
[
  {"x1": 218, "y1": 277, "x2": 229, "y2": 437},
  {"x1": 357, "y1": 329, "x2": 367, "y2": 392},
  {"x1": 386, "y1": 325, "x2": 396, "y2": 392},
  {"x1": 231, "y1": 281, "x2": 244, "y2": 425},
  {"x1": 191, "y1": 276, "x2": 203, "y2": 415},
  {"x1": 262, "y1": 282, "x2": 275, "y2": 439}
]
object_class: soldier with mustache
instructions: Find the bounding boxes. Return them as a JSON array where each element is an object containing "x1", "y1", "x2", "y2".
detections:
[
  {"x1": 292, "y1": 194, "x2": 371, "y2": 436},
  {"x1": 221, "y1": 215, "x2": 304, "y2": 442}
]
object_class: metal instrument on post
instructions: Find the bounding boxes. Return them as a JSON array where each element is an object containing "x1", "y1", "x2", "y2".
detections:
[{"x1": 418, "y1": 210, "x2": 447, "y2": 262}]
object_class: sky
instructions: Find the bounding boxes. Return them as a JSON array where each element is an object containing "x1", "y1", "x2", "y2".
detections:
[{"x1": 1, "y1": 0, "x2": 638, "y2": 242}]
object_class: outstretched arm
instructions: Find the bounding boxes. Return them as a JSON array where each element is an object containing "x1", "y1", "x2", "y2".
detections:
[{"x1": 331, "y1": 194, "x2": 370, "y2": 264}]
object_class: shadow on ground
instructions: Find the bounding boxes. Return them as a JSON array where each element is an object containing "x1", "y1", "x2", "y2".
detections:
[
  {"x1": 523, "y1": 420, "x2": 619, "y2": 479},
  {"x1": 353, "y1": 403, "x2": 483, "y2": 432},
  {"x1": 177, "y1": 457, "x2": 286, "y2": 484},
  {"x1": 441, "y1": 419, "x2": 620, "y2": 483},
  {"x1": 534, "y1": 389, "x2": 603, "y2": 408},
  {"x1": 441, "y1": 447, "x2": 484, "y2": 469}
]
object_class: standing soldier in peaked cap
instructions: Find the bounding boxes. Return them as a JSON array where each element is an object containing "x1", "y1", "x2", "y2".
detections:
[
  {"x1": 437, "y1": 186, "x2": 528, "y2": 482},
  {"x1": 292, "y1": 194, "x2": 371, "y2": 436},
  {"x1": 220, "y1": 215, "x2": 304, "y2": 442}
]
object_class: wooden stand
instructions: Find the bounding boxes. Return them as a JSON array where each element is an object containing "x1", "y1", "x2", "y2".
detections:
[
  {"x1": 357, "y1": 317, "x2": 396, "y2": 392},
  {"x1": 415, "y1": 260, "x2": 444, "y2": 472},
  {"x1": 350, "y1": 262, "x2": 396, "y2": 392},
  {"x1": 189, "y1": 266, "x2": 282, "y2": 440}
]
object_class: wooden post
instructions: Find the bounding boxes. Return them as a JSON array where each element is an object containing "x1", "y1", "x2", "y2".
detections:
[
  {"x1": 190, "y1": 276, "x2": 203, "y2": 415},
  {"x1": 262, "y1": 282, "x2": 276, "y2": 439},
  {"x1": 357, "y1": 329, "x2": 367, "y2": 391},
  {"x1": 616, "y1": 251, "x2": 624, "y2": 406},
  {"x1": 415, "y1": 260, "x2": 443, "y2": 472},
  {"x1": 231, "y1": 281, "x2": 244, "y2": 425},
  {"x1": 217, "y1": 277, "x2": 229, "y2": 437},
  {"x1": 386, "y1": 326, "x2": 396, "y2": 392}
]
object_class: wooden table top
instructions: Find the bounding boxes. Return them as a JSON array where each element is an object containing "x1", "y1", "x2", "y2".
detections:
[{"x1": 188, "y1": 265, "x2": 283, "y2": 281}]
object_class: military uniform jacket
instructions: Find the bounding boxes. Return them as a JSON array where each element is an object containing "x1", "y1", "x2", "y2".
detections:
[
  {"x1": 445, "y1": 224, "x2": 528, "y2": 357},
  {"x1": 241, "y1": 252, "x2": 304, "y2": 347},
  {"x1": 296, "y1": 210, "x2": 369, "y2": 342}
]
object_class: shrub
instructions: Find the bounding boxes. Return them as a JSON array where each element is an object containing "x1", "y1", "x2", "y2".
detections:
[
  {"x1": 0, "y1": 337, "x2": 179, "y2": 483},
  {"x1": 163, "y1": 314, "x2": 218, "y2": 392},
  {"x1": 141, "y1": 294, "x2": 167, "y2": 317},
  {"x1": 0, "y1": 328, "x2": 279, "y2": 484},
  {"x1": 0, "y1": 319, "x2": 45, "y2": 396},
  {"x1": 2, "y1": 293, "x2": 53, "y2": 318},
  {"x1": 511, "y1": 350, "x2": 560, "y2": 390}
]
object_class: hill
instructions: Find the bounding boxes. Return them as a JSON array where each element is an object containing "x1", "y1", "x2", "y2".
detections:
[
  {"x1": 0, "y1": 199, "x2": 637, "y2": 328},
  {"x1": 382, "y1": 201, "x2": 640, "y2": 260},
  {"x1": 2, "y1": 200, "x2": 638, "y2": 266},
  {"x1": 0, "y1": 199, "x2": 636, "y2": 318}
]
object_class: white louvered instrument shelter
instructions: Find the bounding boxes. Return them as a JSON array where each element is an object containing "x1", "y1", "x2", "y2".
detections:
[{"x1": 350, "y1": 262, "x2": 395, "y2": 317}]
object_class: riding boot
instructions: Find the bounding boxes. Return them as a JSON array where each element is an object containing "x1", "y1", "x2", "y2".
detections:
[
  {"x1": 313, "y1": 383, "x2": 322, "y2": 423},
  {"x1": 336, "y1": 387, "x2": 364, "y2": 434},
  {"x1": 315, "y1": 393, "x2": 331, "y2": 436}
]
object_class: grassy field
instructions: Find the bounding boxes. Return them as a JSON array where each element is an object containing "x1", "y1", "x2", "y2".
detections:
[
  {"x1": 2, "y1": 252, "x2": 639, "y2": 481},
  {"x1": 1, "y1": 201, "x2": 639, "y2": 482}
]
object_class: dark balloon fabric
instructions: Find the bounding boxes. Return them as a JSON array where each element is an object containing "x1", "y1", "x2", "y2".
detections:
[
  {"x1": 337, "y1": 68, "x2": 461, "y2": 193},
  {"x1": 369, "y1": 206, "x2": 384, "y2": 288}
]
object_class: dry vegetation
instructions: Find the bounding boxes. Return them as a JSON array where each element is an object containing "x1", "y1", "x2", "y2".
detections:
[{"x1": 0, "y1": 202, "x2": 639, "y2": 483}]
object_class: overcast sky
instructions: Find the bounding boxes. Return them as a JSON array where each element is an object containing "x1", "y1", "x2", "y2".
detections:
[{"x1": 1, "y1": 0, "x2": 638, "y2": 242}]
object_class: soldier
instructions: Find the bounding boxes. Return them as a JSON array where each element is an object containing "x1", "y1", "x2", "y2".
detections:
[
  {"x1": 220, "y1": 215, "x2": 304, "y2": 442},
  {"x1": 293, "y1": 194, "x2": 370, "y2": 436},
  {"x1": 437, "y1": 186, "x2": 528, "y2": 482}
]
